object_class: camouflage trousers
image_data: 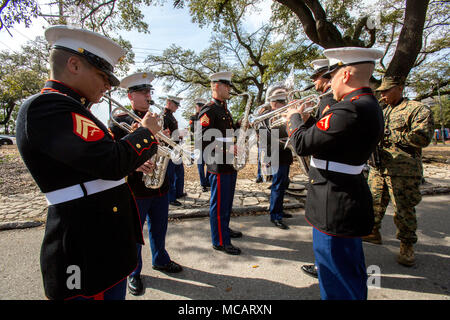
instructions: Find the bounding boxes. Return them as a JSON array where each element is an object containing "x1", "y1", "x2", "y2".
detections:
[{"x1": 368, "y1": 169, "x2": 422, "y2": 244}]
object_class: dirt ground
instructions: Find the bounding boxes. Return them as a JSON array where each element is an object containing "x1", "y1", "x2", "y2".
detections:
[{"x1": 1, "y1": 143, "x2": 449, "y2": 197}]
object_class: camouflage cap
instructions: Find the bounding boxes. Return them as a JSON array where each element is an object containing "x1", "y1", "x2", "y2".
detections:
[{"x1": 376, "y1": 76, "x2": 406, "y2": 91}]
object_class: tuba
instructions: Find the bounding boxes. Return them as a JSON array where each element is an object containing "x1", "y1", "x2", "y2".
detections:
[{"x1": 233, "y1": 92, "x2": 254, "y2": 171}]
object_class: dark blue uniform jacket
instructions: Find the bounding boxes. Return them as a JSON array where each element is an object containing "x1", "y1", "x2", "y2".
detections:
[
  {"x1": 287, "y1": 87, "x2": 384, "y2": 237},
  {"x1": 16, "y1": 80, "x2": 158, "y2": 299}
]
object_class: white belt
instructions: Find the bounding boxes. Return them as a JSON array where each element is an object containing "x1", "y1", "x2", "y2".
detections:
[
  {"x1": 215, "y1": 137, "x2": 234, "y2": 142},
  {"x1": 310, "y1": 157, "x2": 364, "y2": 175},
  {"x1": 45, "y1": 178, "x2": 126, "y2": 205}
]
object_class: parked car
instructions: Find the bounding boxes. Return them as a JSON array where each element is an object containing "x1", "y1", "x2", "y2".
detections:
[{"x1": 0, "y1": 135, "x2": 16, "y2": 145}]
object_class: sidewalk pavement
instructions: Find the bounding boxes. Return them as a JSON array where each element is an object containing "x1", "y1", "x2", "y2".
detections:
[
  {"x1": 1, "y1": 164, "x2": 450, "y2": 230},
  {"x1": 0, "y1": 194, "x2": 449, "y2": 300}
]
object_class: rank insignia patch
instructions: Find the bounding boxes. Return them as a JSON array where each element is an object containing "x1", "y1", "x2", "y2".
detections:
[
  {"x1": 322, "y1": 105, "x2": 330, "y2": 115},
  {"x1": 316, "y1": 113, "x2": 333, "y2": 131},
  {"x1": 72, "y1": 113, "x2": 105, "y2": 141},
  {"x1": 200, "y1": 114, "x2": 210, "y2": 127}
]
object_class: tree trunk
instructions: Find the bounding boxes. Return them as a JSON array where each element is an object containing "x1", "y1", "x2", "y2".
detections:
[
  {"x1": 276, "y1": 0, "x2": 430, "y2": 81},
  {"x1": 384, "y1": 0, "x2": 429, "y2": 79},
  {"x1": 276, "y1": 0, "x2": 344, "y2": 48}
]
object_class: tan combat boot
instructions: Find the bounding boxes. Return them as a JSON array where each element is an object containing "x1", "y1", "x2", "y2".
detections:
[
  {"x1": 397, "y1": 242, "x2": 415, "y2": 267},
  {"x1": 362, "y1": 228, "x2": 382, "y2": 245}
]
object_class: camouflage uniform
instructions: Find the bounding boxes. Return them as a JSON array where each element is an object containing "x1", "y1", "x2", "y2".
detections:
[{"x1": 368, "y1": 95, "x2": 434, "y2": 244}]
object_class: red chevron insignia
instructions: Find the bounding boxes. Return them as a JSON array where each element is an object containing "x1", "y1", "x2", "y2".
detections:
[
  {"x1": 316, "y1": 113, "x2": 333, "y2": 131},
  {"x1": 72, "y1": 113, "x2": 105, "y2": 142}
]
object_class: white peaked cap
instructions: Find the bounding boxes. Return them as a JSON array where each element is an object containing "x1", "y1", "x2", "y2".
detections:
[
  {"x1": 269, "y1": 92, "x2": 288, "y2": 102},
  {"x1": 310, "y1": 59, "x2": 329, "y2": 71},
  {"x1": 166, "y1": 95, "x2": 183, "y2": 104},
  {"x1": 209, "y1": 71, "x2": 233, "y2": 84},
  {"x1": 194, "y1": 98, "x2": 208, "y2": 105},
  {"x1": 45, "y1": 25, "x2": 126, "y2": 86},
  {"x1": 323, "y1": 47, "x2": 383, "y2": 68},
  {"x1": 120, "y1": 72, "x2": 155, "y2": 90}
]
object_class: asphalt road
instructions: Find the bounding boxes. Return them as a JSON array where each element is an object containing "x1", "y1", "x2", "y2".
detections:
[{"x1": 0, "y1": 194, "x2": 449, "y2": 301}]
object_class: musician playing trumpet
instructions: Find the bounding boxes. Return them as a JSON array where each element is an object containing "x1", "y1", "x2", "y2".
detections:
[
  {"x1": 285, "y1": 47, "x2": 384, "y2": 300},
  {"x1": 16, "y1": 26, "x2": 161, "y2": 300},
  {"x1": 109, "y1": 72, "x2": 183, "y2": 296},
  {"x1": 310, "y1": 59, "x2": 337, "y2": 117},
  {"x1": 300, "y1": 59, "x2": 338, "y2": 279},
  {"x1": 259, "y1": 88, "x2": 294, "y2": 230}
]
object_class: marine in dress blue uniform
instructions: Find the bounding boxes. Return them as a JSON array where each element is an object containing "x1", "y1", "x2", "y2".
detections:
[
  {"x1": 190, "y1": 98, "x2": 211, "y2": 192},
  {"x1": 301, "y1": 58, "x2": 338, "y2": 279},
  {"x1": 198, "y1": 71, "x2": 242, "y2": 255},
  {"x1": 15, "y1": 26, "x2": 161, "y2": 300},
  {"x1": 163, "y1": 95, "x2": 186, "y2": 206},
  {"x1": 286, "y1": 47, "x2": 384, "y2": 300},
  {"x1": 109, "y1": 72, "x2": 183, "y2": 296},
  {"x1": 259, "y1": 89, "x2": 293, "y2": 230}
]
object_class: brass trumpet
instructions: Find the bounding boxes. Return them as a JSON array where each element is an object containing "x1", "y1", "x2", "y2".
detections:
[{"x1": 106, "y1": 94, "x2": 200, "y2": 188}]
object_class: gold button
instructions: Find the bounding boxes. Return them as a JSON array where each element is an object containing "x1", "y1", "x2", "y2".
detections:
[
  {"x1": 136, "y1": 144, "x2": 141, "y2": 148},
  {"x1": 311, "y1": 179, "x2": 314, "y2": 183},
  {"x1": 143, "y1": 139, "x2": 148, "y2": 143},
  {"x1": 113, "y1": 207, "x2": 118, "y2": 213},
  {"x1": 150, "y1": 136, "x2": 154, "y2": 139}
]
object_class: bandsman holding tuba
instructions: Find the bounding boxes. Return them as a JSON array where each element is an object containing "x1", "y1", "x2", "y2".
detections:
[
  {"x1": 198, "y1": 71, "x2": 243, "y2": 255},
  {"x1": 109, "y1": 72, "x2": 183, "y2": 296}
]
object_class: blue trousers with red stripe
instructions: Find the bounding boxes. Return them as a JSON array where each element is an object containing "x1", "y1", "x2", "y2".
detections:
[
  {"x1": 313, "y1": 228, "x2": 368, "y2": 300},
  {"x1": 69, "y1": 279, "x2": 127, "y2": 300},
  {"x1": 208, "y1": 171, "x2": 237, "y2": 246}
]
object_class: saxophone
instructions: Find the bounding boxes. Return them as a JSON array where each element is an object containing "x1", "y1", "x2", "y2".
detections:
[{"x1": 233, "y1": 92, "x2": 254, "y2": 171}]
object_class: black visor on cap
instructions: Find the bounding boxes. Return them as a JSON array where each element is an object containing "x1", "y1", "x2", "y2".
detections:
[
  {"x1": 322, "y1": 60, "x2": 375, "y2": 79},
  {"x1": 54, "y1": 45, "x2": 120, "y2": 86},
  {"x1": 213, "y1": 79, "x2": 232, "y2": 86},
  {"x1": 128, "y1": 84, "x2": 153, "y2": 93},
  {"x1": 310, "y1": 66, "x2": 328, "y2": 80}
]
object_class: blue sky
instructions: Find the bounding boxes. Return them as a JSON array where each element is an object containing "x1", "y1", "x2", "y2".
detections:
[{"x1": 0, "y1": 1, "x2": 272, "y2": 129}]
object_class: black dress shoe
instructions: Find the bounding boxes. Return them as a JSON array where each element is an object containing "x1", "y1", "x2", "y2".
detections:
[
  {"x1": 212, "y1": 244, "x2": 241, "y2": 255},
  {"x1": 271, "y1": 219, "x2": 289, "y2": 229},
  {"x1": 128, "y1": 276, "x2": 144, "y2": 296},
  {"x1": 169, "y1": 200, "x2": 182, "y2": 206},
  {"x1": 229, "y1": 228, "x2": 243, "y2": 238},
  {"x1": 301, "y1": 264, "x2": 318, "y2": 279},
  {"x1": 282, "y1": 212, "x2": 293, "y2": 218},
  {"x1": 153, "y1": 261, "x2": 183, "y2": 273},
  {"x1": 202, "y1": 186, "x2": 208, "y2": 192},
  {"x1": 176, "y1": 192, "x2": 187, "y2": 199},
  {"x1": 255, "y1": 177, "x2": 263, "y2": 183}
]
